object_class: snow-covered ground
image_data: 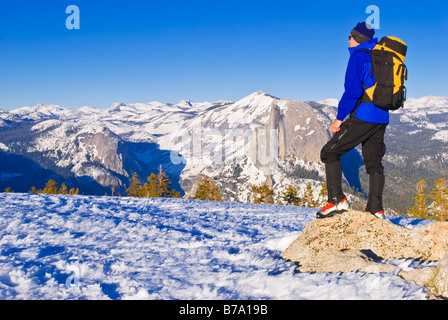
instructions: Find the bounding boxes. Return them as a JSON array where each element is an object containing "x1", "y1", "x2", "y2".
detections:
[{"x1": 0, "y1": 193, "x2": 435, "y2": 300}]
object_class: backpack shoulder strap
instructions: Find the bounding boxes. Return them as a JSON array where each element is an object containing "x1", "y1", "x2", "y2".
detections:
[
  {"x1": 357, "y1": 48, "x2": 374, "y2": 77},
  {"x1": 350, "y1": 48, "x2": 374, "y2": 118}
]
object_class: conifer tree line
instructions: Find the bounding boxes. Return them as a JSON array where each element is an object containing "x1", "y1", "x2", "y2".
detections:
[
  {"x1": 250, "y1": 183, "x2": 327, "y2": 208},
  {"x1": 125, "y1": 166, "x2": 181, "y2": 198},
  {"x1": 407, "y1": 178, "x2": 448, "y2": 222},
  {"x1": 8, "y1": 179, "x2": 80, "y2": 195},
  {"x1": 3, "y1": 166, "x2": 447, "y2": 222},
  {"x1": 31, "y1": 180, "x2": 79, "y2": 195},
  {"x1": 124, "y1": 167, "x2": 222, "y2": 201},
  {"x1": 122, "y1": 165, "x2": 326, "y2": 207}
]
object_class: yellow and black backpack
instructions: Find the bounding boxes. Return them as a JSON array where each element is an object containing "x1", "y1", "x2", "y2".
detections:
[{"x1": 360, "y1": 36, "x2": 408, "y2": 110}]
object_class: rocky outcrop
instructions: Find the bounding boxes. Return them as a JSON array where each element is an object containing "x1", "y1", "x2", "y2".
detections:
[
  {"x1": 79, "y1": 127, "x2": 135, "y2": 189},
  {"x1": 82, "y1": 127, "x2": 128, "y2": 178},
  {"x1": 282, "y1": 210, "x2": 448, "y2": 298},
  {"x1": 282, "y1": 211, "x2": 448, "y2": 262}
]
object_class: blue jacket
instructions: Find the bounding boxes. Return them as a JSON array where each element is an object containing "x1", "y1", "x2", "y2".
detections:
[{"x1": 337, "y1": 38, "x2": 389, "y2": 124}]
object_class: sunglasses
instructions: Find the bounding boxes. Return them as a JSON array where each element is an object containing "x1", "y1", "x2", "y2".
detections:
[{"x1": 349, "y1": 35, "x2": 354, "y2": 40}]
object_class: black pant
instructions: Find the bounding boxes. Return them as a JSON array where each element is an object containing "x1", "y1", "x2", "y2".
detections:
[{"x1": 320, "y1": 118, "x2": 387, "y2": 214}]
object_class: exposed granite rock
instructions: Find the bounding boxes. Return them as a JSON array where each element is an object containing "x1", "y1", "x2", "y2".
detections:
[
  {"x1": 282, "y1": 211, "x2": 448, "y2": 263},
  {"x1": 82, "y1": 127, "x2": 128, "y2": 177},
  {"x1": 281, "y1": 210, "x2": 448, "y2": 298},
  {"x1": 249, "y1": 99, "x2": 329, "y2": 174},
  {"x1": 294, "y1": 248, "x2": 396, "y2": 273}
]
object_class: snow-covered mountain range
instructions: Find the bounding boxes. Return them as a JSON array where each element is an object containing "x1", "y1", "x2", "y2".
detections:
[{"x1": 1, "y1": 92, "x2": 447, "y2": 214}]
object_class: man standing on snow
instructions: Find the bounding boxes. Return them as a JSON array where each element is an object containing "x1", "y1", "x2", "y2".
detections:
[{"x1": 317, "y1": 22, "x2": 388, "y2": 219}]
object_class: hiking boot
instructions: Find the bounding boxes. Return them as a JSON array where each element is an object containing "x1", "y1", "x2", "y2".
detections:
[
  {"x1": 337, "y1": 197, "x2": 350, "y2": 211},
  {"x1": 372, "y1": 210, "x2": 385, "y2": 219},
  {"x1": 316, "y1": 197, "x2": 350, "y2": 219}
]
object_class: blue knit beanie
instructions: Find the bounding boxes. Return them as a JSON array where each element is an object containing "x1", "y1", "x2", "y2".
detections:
[{"x1": 351, "y1": 22, "x2": 375, "y2": 43}]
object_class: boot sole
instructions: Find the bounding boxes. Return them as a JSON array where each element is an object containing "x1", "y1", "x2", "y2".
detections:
[{"x1": 316, "y1": 209, "x2": 348, "y2": 219}]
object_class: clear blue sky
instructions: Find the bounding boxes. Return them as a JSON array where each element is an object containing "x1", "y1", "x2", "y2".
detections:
[{"x1": 0, "y1": 0, "x2": 446, "y2": 110}]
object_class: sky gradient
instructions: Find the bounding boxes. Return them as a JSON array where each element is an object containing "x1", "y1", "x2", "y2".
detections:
[{"x1": 0, "y1": 0, "x2": 447, "y2": 110}]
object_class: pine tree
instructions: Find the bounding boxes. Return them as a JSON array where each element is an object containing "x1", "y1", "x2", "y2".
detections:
[
  {"x1": 303, "y1": 184, "x2": 317, "y2": 208},
  {"x1": 126, "y1": 172, "x2": 142, "y2": 197},
  {"x1": 69, "y1": 187, "x2": 79, "y2": 195},
  {"x1": 43, "y1": 179, "x2": 59, "y2": 194},
  {"x1": 59, "y1": 183, "x2": 69, "y2": 195},
  {"x1": 145, "y1": 166, "x2": 171, "y2": 197},
  {"x1": 428, "y1": 178, "x2": 448, "y2": 222},
  {"x1": 193, "y1": 177, "x2": 223, "y2": 201},
  {"x1": 407, "y1": 179, "x2": 429, "y2": 219},
  {"x1": 29, "y1": 186, "x2": 38, "y2": 194},
  {"x1": 251, "y1": 184, "x2": 274, "y2": 204},
  {"x1": 144, "y1": 173, "x2": 162, "y2": 197},
  {"x1": 282, "y1": 184, "x2": 301, "y2": 206},
  {"x1": 4, "y1": 187, "x2": 13, "y2": 193},
  {"x1": 143, "y1": 166, "x2": 181, "y2": 198},
  {"x1": 317, "y1": 183, "x2": 328, "y2": 206}
]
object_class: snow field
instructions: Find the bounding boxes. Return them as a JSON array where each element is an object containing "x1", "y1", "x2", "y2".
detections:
[{"x1": 0, "y1": 193, "x2": 433, "y2": 300}]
